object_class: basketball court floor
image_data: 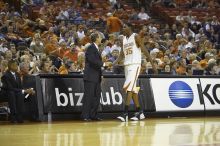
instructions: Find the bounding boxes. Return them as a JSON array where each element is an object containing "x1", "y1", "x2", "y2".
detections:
[{"x1": 0, "y1": 117, "x2": 220, "y2": 146}]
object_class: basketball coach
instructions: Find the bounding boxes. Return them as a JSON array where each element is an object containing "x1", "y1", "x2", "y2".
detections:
[{"x1": 81, "y1": 32, "x2": 105, "y2": 121}]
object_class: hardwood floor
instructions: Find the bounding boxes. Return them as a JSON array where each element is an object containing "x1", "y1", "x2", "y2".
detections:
[{"x1": 0, "y1": 117, "x2": 220, "y2": 146}]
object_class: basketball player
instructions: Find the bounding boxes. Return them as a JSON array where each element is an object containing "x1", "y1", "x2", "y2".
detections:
[{"x1": 113, "y1": 25, "x2": 157, "y2": 122}]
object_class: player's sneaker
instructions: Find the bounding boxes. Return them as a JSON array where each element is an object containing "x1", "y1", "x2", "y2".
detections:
[
  {"x1": 130, "y1": 112, "x2": 145, "y2": 121},
  {"x1": 117, "y1": 113, "x2": 128, "y2": 122}
]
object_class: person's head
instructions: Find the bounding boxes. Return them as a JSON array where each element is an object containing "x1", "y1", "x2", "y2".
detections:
[
  {"x1": 19, "y1": 62, "x2": 30, "y2": 75},
  {"x1": 111, "y1": 49, "x2": 119, "y2": 58},
  {"x1": 9, "y1": 43, "x2": 16, "y2": 55},
  {"x1": 163, "y1": 55, "x2": 170, "y2": 64},
  {"x1": 5, "y1": 50, "x2": 13, "y2": 60},
  {"x1": 7, "y1": 25, "x2": 14, "y2": 33},
  {"x1": 90, "y1": 32, "x2": 102, "y2": 45},
  {"x1": 8, "y1": 59, "x2": 18, "y2": 72},
  {"x1": 176, "y1": 34, "x2": 182, "y2": 40},
  {"x1": 34, "y1": 38, "x2": 41, "y2": 47},
  {"x1": 207, "y1": 58, "x2": 217, "y2": 71},
  {"x1": 180, "y1": 49, "x2": 187, "y2": 59},
  {"x1": 140, "y1": 7, "x2": 145, "y2": 13},
  {"x1": 78, "y1": 25, "x2": 84, "y2": 32},
  {"x1": 164, "y1": 64, "x2": 171, "y2": 72},
  {"x1": 122, "y1": 25, "x2": 132, "y2": 37},
  {"x1": 20, "y1": 54, "x2": 31, "y2": 63},
  {"x1": 192, "y1": 60, "x2": 201, "y2": 69},
  {"x1": 70, "y1": 42, "x2": 76, "y2": 50},
  {"x1": 40, "y1": 61, "x2": 51, "y2": 73}
]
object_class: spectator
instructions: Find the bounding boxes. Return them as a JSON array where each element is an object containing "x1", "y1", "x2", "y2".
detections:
[
  {"x1": 176, "y1": 12, "x2": 184, "y2": 23},
  {"x1": 106, "y1": 12, "x2": 123, "y2": 36},
  {"x1": 205, "y1": 58, "x2": 218, "y2": 75},
  {"x1": 138, "y1": 7, "x2": 150, "y2": 20},
  {"x1": 176, "y1": 58, "x2": 187, "y2": 75},
  {"x1": 1, "y1": 59, "x2": 35, "y2": 123},
  {"x1": 30, "y1": 37, "x2": 45, "y2": 55}
]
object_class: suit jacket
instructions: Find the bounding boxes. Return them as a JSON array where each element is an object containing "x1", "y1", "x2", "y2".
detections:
[
  {"x1": 83, "y1": 43, "x2": 103, "y2": 83},
  {"x1": 1, "y1": 70, "x2": 23, "y2": 93}
]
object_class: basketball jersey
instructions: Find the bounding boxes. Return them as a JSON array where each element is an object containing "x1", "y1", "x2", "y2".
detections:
[{"x1": 123, "y1": 33, "x2": 141, "y2": 65}]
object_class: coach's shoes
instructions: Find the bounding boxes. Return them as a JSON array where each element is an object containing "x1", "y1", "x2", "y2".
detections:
[
  {"x1": 117, "y1": 113, "x2": 128, "y2": 122},
  {"x1": 130, "y1": 112, "x2": 145, "y2": 121}
]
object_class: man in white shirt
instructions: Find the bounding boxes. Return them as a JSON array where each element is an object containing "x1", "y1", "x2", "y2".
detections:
[{"x1": 138, "y1": 7, "x2": 150, "y2": 20}]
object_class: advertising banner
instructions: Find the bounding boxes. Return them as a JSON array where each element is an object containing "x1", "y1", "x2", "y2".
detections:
[
  {"x1": 199, "y1": 78, "x2": 220, "y2": 110},
  {"x1": 151, "y1": 78, "x2": 204, "y2": 111},
  {"x1": 40, "y1": 77, "x2": 155, "y2": 113}
]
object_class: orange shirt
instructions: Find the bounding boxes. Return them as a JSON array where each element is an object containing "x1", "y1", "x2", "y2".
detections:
[
  {"x1": 58, "y1": 65, "x2": 68, "y2": 74},
  {"x1": 176, "y1": 65, "x2": 186, "y2": 75},
  {"x1": 63, "y1": 49, "x2": 78, "y2": 62},
  {"x1": 107, "y1": 16, "x2": 122, "y2": 33}
]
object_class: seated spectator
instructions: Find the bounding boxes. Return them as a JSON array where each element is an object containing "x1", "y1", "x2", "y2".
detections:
[
  {"x1": 58, "y1": 59, "x2": 69, "y2": 75},
  {"x1": 56, "y1": 7, "x2": 69, "y2": 20},
  {"x1": 164, "y1": 64, "x2": 171, "y2": 73},
  {"x1": 4, "y1": 50, "x2": 13, "y2": 61},
  {"x1": 109, "y1": 0, "x2": 117, "y2": 8},
  {"x1": 39, "y1": 60, "x2": 56, "y2": 74},
  {"x1": 195, "y1": 0, "x2": 207, "y2": 8},
  {"x1": 114, "y1": 0, "x2": 124, "y2": 10},
  {"x1": 1, "y1": 59, "x2": 35, "y2": 123},
  {"x1": 129, "y1": 9, "x2": 139, "y2": 21},
  {"x1": 191, "y1": 60, "x2": 201, "y2": 70},
  {"x1": 205, "y1": 58, "x2": 218, "y2": 75},
  {"x1": 0, "y1": 60, "x2": 8, "y2": 75},
  {"x1": 163, "y1": 0, "x2": 176, "y2": 8},
  {"x1": 140, "y1": 59, "x2": 147, "y2": 74},
  {"x1": 138, "y1": 7, "x2": 150, "y2": 20},
  {"x1": 176, "y1": 12, "x2": 184, "y2": 23},
  {"x1": 6, "y1": 25, "x2": 23, "y2": 44},
  {"x1": 109, "y1": 49, "x2": 119, "y2": 63},
  {"x1": 77, "y1": 25, "x2": 85, "y2": 40},
  {"x1": 106, "y1": 12, "x2": 123, "y2": 36},
  {"x1": 0, "y1": 38, "x2": 8, "y2": 53},
  {"x1": 176, "y1": 58, "x2": 187, "y2": 75},
  {"x1": 30, "y1": 37, "x2": 45, "y2": 55}
]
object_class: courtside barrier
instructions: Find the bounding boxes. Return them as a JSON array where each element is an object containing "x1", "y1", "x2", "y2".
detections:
[{"x1": 23, "y1": 75, "x2": 220, "y2": 121}]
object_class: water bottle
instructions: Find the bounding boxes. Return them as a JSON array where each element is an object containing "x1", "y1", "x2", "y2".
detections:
[{"x1": 48, "y1": 111, "x2": 52, "y2": 123}]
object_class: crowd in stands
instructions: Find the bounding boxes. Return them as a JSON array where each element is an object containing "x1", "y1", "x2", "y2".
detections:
[{"x1": 0, "y1": 0, "x2": 220, "y2": 86}]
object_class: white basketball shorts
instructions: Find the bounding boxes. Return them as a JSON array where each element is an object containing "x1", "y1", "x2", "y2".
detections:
[{"x1": 123, "y1": 64, "x2": 141, "y2": 93}]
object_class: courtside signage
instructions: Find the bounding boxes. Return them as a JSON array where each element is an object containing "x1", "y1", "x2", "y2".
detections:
[
  {"x1": 199, "y1": 78, "x2": 220, "y2": 110},
  {"x1": 151, "y1": 78, "x2": 203, "y2": 111}
]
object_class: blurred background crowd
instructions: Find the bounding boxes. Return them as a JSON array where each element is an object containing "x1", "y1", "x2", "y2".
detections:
[{"x1": 0, "y1": 0, "x2": 220, "y2": 87}]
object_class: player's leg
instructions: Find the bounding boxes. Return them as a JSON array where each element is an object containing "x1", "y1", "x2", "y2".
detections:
[
  {"x1": 130, "y1": 92, "x2": 145, "y2": 121},
  {"x1": 117, "y1": 91, "x2": 132, "y2": 122}
]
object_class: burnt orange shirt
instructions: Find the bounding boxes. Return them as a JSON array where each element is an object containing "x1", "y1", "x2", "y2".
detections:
[
  {"x1": 58, "y1": 65, "x2": 68, "y2": 74},
  {"x1": 176, "y1": 66, "x2": 186, "y2": 75},
  {"x1": 107, "y1": 16, "x2": 122, "y2": 33}
]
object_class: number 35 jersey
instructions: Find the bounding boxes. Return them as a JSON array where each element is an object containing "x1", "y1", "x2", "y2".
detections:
[{"x1": 123, "y1": 33, "x2": 141, "y2": 66}]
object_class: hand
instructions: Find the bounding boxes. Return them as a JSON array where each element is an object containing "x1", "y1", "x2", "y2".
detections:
[
  {"x1": 104, "y1": 62, "x2": 112, "y2": 67},
  {"x1": 24, "y1": 88, "x2": 35, "y2": 95}
]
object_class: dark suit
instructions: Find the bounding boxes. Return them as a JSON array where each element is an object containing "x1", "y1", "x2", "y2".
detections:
[
  {"x1": 1, "y1": 70, "x2": 24, "y2": 122},
  {"x1": 81, "y1": 43, "x2": 103, "y2": 119}
]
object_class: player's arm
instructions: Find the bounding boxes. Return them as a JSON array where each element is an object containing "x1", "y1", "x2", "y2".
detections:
[{"x1": 135, "y1": 35, "x2": 158, "y2": 74}]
